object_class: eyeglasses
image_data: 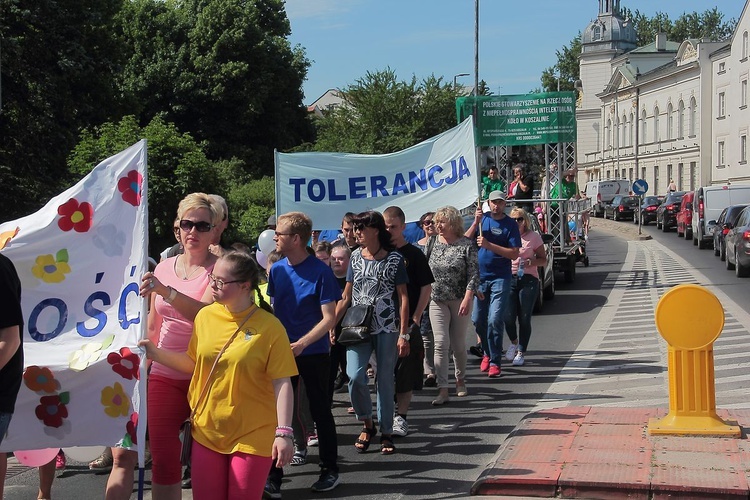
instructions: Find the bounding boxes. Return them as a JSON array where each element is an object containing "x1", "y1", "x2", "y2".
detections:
[
  {"x1": 208, "y1": 274, "x2": 243, "y2": 290},
  {"x1": 179, "y1": 219, "x2": 214, "y2": 233},
  {"x1": 274, "y1": 231, "x2": 295, "y2": 237},
  {"x1": 422, "y1": 220, "x2": 434, "y2": 226},
  {"x1": 513, "y1": 217, "x2": 525, "y2": 222},
  {"x1": 353, "y1": 223, "x2": 366, "y2": 232}
]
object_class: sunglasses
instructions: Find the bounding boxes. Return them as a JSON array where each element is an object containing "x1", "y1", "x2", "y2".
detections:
[
  {"x1": 353, "y1": 223, "x2": 367, "y2": 232},
  {"x1": 513, "y1": 217, "x2": 525, "y2": 222},
  {"x1": 179, "y1": 219, "x2": 214, "y2": 232},
  {"x1": 422, "y1": 220, "x2": 434, "y2": 226}
]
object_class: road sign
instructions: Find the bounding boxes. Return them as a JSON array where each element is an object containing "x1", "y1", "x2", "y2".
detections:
[{"x1": 633, "y1": 179, "x2": 648, "y2": 195}]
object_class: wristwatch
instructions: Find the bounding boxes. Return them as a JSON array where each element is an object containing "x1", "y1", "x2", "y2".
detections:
[{"x1": 399, "y1": 333, "x2": 410, "y2": 341}]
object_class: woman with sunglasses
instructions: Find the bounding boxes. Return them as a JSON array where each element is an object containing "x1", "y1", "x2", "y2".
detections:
[
  {"x1": 337, "y1": 211, "x2": 409, "y2": 456},
  {"x1": 122, "y1": 193, "x2": 221, "y2": 500},
  {"x1": 140, "y1": 250, "x2": 296, "y2": 499},
  {"x1": 503, "y1": 208, "x2": 546, "y2": 367},
  {"x1": 415, "y1": 212, "x2": 438, "y2": 385},
  {"x1": 427, "y1": 206, "x2": 478, "y2": 405}
]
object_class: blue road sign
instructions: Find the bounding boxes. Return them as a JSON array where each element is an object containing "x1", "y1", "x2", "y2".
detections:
[{"x1": 633, "y1": 179, "x2": 649, "y2": 195}]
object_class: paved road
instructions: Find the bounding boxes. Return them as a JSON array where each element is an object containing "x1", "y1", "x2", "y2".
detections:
[{"x1": 5, "y1": 218, "x2": 749, "y2": 499}]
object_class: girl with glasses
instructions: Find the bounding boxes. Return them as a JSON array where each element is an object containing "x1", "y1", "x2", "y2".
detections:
[
  {"x1": 416, "y1": 212, "x2": 438, "y2": 385},
  {"x1": 503, "y1": 208, "x2": 546, "y2": 367}
]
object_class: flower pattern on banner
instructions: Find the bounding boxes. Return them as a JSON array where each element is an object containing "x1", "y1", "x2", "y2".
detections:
[
  {"x1": 57, "y1": 198, "x2": 94, "y2": 232},
  {"x1": 107, "y1": 347, "x2": 140, "y2": 380},
  {"x1": 101, "y1": 382, "x2": 130, "y2": 417},
  {"x1": 125, "y1": 412, "x2": 139, "y2": 446},
  {"x1": 0, "y1": 226, "x2": 19, "y2": 250},
  {"x1": 118, "y1": 170, "x2": 143, "y2": 207},
  {"x1": 92, "y1": 224, "x2": 126, "y2": 257},
  {"x1": 68, "y1": 335, "x2": 114, "y2": 371},
  {"x1": 31, "y1": 250, "x2": 71, "y2": 284},
  {"x1": 23, "y1": 366, "x2": 60, "y2": 394},
  {"x1": 35, "y1": 393, "x2": 70, "y2": 428}
]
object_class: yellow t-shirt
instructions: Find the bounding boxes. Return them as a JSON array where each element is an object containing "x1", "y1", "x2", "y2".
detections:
[{"x1": 187, "y1": 303, "x2": 298, "y2": 456}]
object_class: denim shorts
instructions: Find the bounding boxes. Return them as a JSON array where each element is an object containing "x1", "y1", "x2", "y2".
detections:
[{"x1": 0, "y1": 412, "x2": 13, "y2": 446}]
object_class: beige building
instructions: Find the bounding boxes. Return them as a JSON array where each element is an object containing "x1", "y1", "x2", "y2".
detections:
[{"x1": 576, "y1": 0, "x2": 750, "y2": 195}]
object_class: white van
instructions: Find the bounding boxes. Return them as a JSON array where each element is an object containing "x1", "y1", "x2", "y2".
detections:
[
  {"x1": 691, "y1": 184, "x2": 750, "y2": 249},
  {"x1": 584, "y1": 180, "x2": 631, "y2": 217}
]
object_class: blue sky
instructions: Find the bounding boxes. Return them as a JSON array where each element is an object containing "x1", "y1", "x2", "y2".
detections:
[{"x1": 285, "y1": 0, "x2": 745, "y2": 105}]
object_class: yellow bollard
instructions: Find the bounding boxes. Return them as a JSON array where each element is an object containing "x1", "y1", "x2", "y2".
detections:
[{"x1": 648, "y1": 284, "x2": 741, "y2": 436}]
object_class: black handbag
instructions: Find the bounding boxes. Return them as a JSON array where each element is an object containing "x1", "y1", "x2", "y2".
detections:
[
  {"x1": 179, "y1": 419, "x2": 193, "y2": 466},
  {"x1": 338, "y1": 304, "x2": 374, "y2": 346}
]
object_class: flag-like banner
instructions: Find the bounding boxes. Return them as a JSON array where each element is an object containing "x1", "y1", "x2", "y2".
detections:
[
  {"x1": 0, "y1": 140, "x2": 148, "y2": 455},
  {"x1": 275, "y1": 118, "x2": 478, "y2": 228}
]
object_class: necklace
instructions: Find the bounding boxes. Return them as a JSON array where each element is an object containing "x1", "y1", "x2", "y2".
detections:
[
  {"x1": 180, "y1": 256, "x2": 202, "y2": 280},
  {"x1": 365, "y1": 246, "x2": 381, "y2": 259}
]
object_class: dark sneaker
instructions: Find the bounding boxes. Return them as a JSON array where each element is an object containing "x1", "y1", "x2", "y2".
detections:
[
  {"x1": 468, "y1": 343, "x2": 484, "y2": 358},
  {"x1": 263, "y1": 479, "x2": 282, "y2": 499},
  {"x1": 311, "y1": 469, "x2": 340, "y2": 492}
]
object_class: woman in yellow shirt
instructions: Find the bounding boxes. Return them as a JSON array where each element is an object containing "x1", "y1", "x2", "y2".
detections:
[{"x1": 140, "y1": 250, "x2": 297, "y2": 499}]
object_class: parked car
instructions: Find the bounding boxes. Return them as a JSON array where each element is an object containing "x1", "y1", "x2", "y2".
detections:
[
  {"x1": 724, "y1": 205, "x2": 750, "y2": 277},
  {"x1": 692, "y1": 184, "x2": 750, "y2": 249},
  {"x1": 585, "y1": 179, "x2": 631, "y2": 218},
  {"x1": 675, "y1": 191, "x2": 694, "y2": 239},
  {"x1": 604, "y1": 195, "x2": 639, "y2": 221},
  {"x1": 656, "y1": 191, "x2": 686, "y2": 232},
  {"x1": 713, "y1": 204, "x2": 749, "y2": 261},
  {"x1": 463, "y1": 209, "x2": 555, "y2": 312},
  {"x1": 634, "y1": 195, "x2": 661, "y2": 225}
]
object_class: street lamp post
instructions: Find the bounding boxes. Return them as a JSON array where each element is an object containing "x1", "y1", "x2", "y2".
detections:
[{"x1": 454, "y1": 73, "x2": 470, "y2": 90}]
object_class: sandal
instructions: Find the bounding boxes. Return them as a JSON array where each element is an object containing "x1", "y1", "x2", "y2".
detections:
[
  {"x1": 354, "y1": 425, "x2": 377, "y2": 453},
  {"x1": 380, "y1": 435, "x2": 396, "y2": 455}
]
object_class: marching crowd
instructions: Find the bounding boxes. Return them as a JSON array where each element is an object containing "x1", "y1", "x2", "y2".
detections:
[{"x1": 0, "y1": 163, "x2": 553, "y2": 500}]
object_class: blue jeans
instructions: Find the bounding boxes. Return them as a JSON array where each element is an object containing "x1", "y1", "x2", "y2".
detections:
[
  {"x1": 472, "y1": 277, "x2": 511, "y2": 366},
  {"x1": 346, "y1": 332, "x2": 398, "y2": 435},
  {"x1": 0, "y1": 412, "x2": 13, "y2": 446},
  {"x1": 504, "y1": 275, "x2": 539, "y2": 352}
]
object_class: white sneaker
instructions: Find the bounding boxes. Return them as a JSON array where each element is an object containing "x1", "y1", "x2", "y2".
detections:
[
  {"x1": 512, "y1": 351, "x2": 525, "y2": 366},
  {"x1": 392, "y1": 415, "x2": 409, "y2": 437},
  {"x1": 505, "y1": 343, "x2": 518, "y2": 361}
]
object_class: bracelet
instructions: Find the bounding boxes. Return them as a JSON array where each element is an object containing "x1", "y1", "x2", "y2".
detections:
[
  {"x1": 274, "y1": 433, "x2": 293, "y2": 440},
  {"x1": 276, "y1": 425, "x2": 293, "y2": 433},
  {"x1": 164, "y1": 286, "x2": 178, "y2": 304}
]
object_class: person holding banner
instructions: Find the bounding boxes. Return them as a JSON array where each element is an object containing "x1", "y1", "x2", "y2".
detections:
[
  {"x1": 0, "y1": 253, "x2": 23, "y2": 500},
  {"x1": 131, "y1": 193, "x2": 221, "y2": 500},
  {"x1": 338, "y1": 211, "x2": 410, "y2": 456},
  {"x1": 140, "y1": 250, "x2": 296, "y2": 499},
  {"x1": 465, "y1": 191, "x2": 521, "y2": 378}
]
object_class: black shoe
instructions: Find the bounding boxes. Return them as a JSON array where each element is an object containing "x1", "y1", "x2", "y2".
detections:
[
  {"x1": 263, "y1": 479, "x2": 282, "y2": 499},
  {"x1": 333, "y1": 372, "x2": 349, "y2": 392},
  {"x1": 424, "y1": 375, "x2": 437, "y2": 387},
  {"x1": 182, "y1": 466, "x2": 192, "y2": 489},
  {"x1": 468, "y1": 343, "x2": 484, "y2": 358}
]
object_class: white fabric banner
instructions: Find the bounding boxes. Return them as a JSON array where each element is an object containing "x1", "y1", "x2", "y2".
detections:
[
  {"x1": 0, "y1": 141, "x2": 149, "y2": 455},
  {"x1": 275, "y1": 118, "x2": 478, "y2": 228}
]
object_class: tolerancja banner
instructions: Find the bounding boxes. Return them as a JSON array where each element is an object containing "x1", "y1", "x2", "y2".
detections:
[
  {"x1": 274, "y1": 118, "x2": 478, "y2": 229},
  {"x1": 0, "y1": 140, "x2": 149, "y2": 458}
]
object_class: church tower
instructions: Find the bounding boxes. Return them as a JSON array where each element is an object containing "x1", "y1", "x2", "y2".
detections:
[{"x1": 577, "y1": 0, "x2": 637, "y2": 167}]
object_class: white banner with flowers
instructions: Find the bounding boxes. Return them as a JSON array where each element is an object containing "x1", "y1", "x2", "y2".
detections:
[{"x1": 0, "y1": 141, "x2": 148, "y2": 458}]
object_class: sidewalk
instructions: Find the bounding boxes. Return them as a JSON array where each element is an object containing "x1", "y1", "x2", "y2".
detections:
[{"x1": 473, "y1": 406, "x2": 749, "y2": 498}]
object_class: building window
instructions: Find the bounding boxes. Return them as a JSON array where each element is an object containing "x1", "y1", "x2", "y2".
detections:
[
  {"x1": 622, "y1": 114, "x2": 627, "y2": 147},
  {"x1": 718, "y1": 141, "x2": 726, "y2": 167},
  {"x1": 689, "y1": 97, "x2": 697, "y2": 136},
  {"x1": 653, "y1": 106, "x2": 660, "y2": 143},
  {"x1": 605, "y1": 118, "x2": 611, "y2": 149},
  {"x1": 629, "y1": 112, "x2": 634, "y2": 146},
  {"x1": 641, "y1": 167, "x2": 646, "y2": 181},
  {"x1": 718, "y1": 92, "x2": 726, "y2": 118},
  {"x1": 667, "y1": 103, "x2": 674, "y2": 140},
  {"x1": 678, "y1": 163, "x2": 684, "y2": 190},
  {"x1": 593, "y1": 24, "x2": 602, "y2": 41},
  {"x1": 667, "y1": 164, "x2": 673, "y2": 182},
  {"x1": 614, "y1": 116, "x2": 620, "y2": 149},
  {"x1": 641, "y1": 110, "x2": 648, "y2": 144},
  {"x1": 719, "y1": 62, "x2": 726, "y2": 73},
  {"x1": 742, "y1": 135, "x2": 748, "y2": 164},
  {"x1": 744, "y1": 31, "x2": 749, "y2": 60},
  {"x1": 677, "y1": 101, "x2": 685, "y2": 139},
  {"x1": 742, "y1": 80, "x2": 748, "y2": 108},
  {"x1": 654, "y1": 166, "x2": 660, "y2": 195}
]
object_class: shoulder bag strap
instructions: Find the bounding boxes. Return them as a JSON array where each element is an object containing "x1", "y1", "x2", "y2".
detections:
[{"x1": 190, "y1": 305, "x2": 259, "y2": 421}]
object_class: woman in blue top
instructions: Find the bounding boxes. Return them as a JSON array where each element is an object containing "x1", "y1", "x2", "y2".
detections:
[{"x1": 336, "y1": 211, "x2": 409, "y2": 456}]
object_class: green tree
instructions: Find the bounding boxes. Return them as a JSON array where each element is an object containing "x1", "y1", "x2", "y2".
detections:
[
  {"x1": 116, "y1": 0, "x2": 313, "y2": 176},
  {"x1": 68, "y1": 116, "x2": 246, "y2": 255},
  {"x1": 314, "y1": 68, "x2": 462, "y2": 154},
  {"x1": 0, "y1": 0, "x2": 125, "y2": 222},
  {"x1": 541, "y1": 34, "x2": 582, "y2": 92}
]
